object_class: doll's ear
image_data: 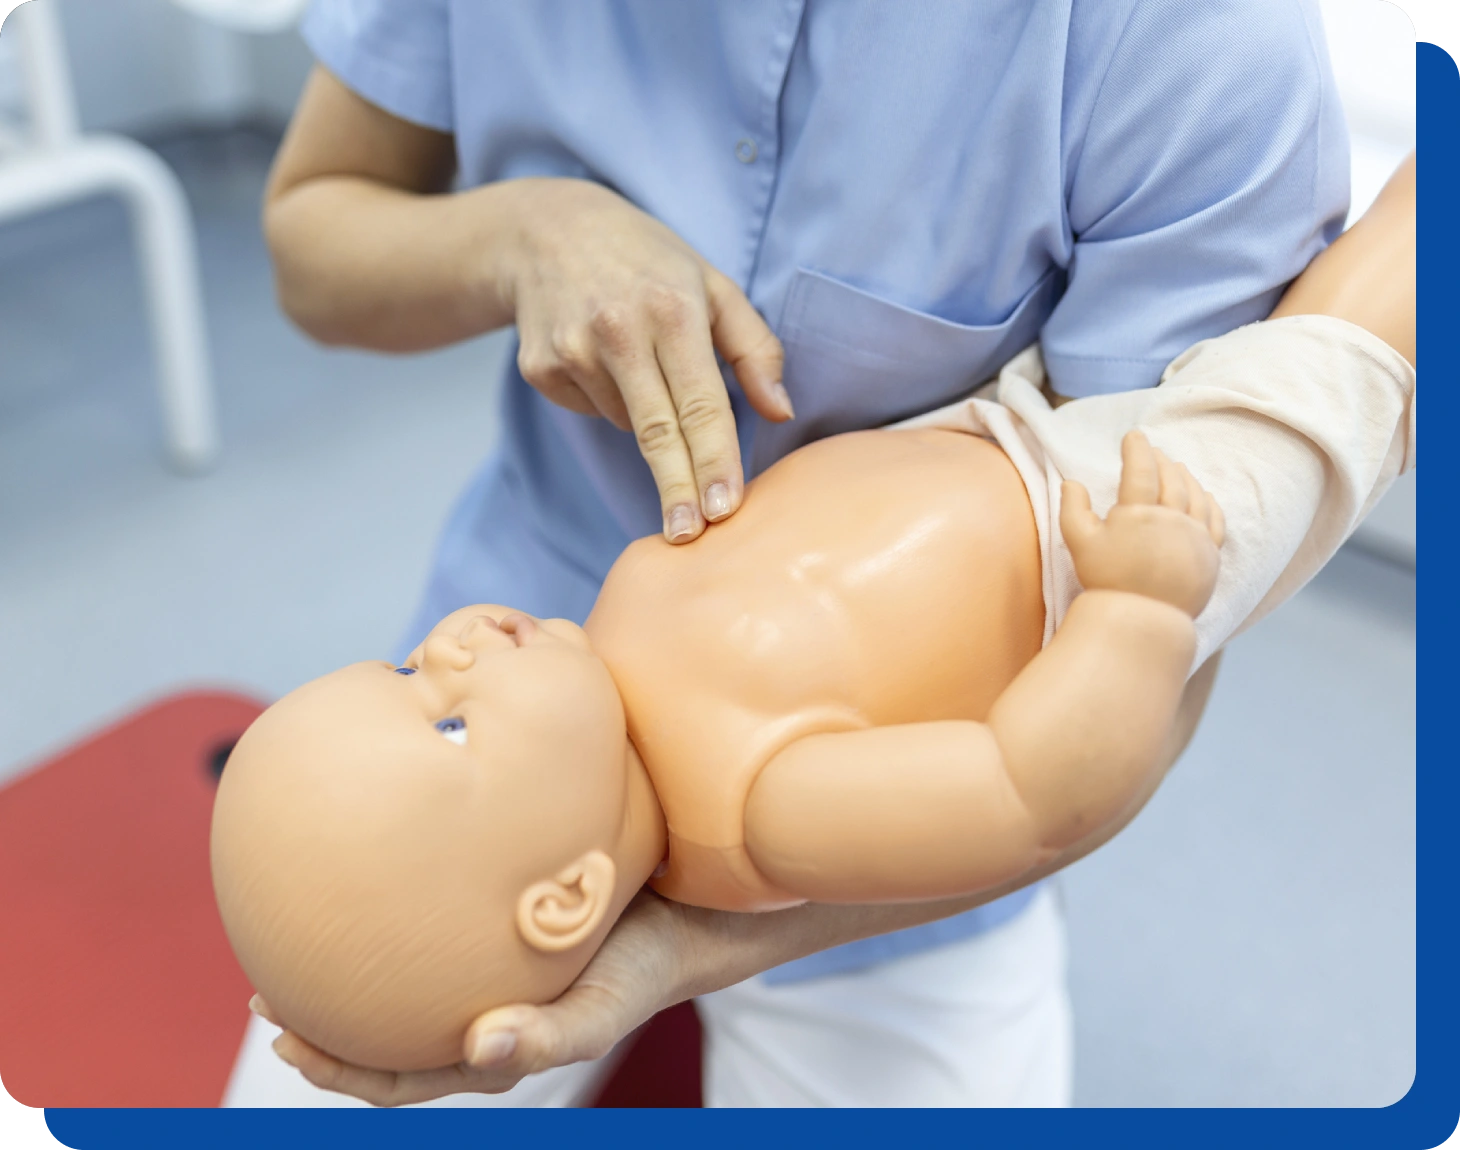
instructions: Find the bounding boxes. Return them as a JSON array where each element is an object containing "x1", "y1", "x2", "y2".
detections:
[{"x1": 515, "y1": 850, "x2": 617, "y2": 953}]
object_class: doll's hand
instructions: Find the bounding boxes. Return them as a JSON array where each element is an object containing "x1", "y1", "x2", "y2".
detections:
[
  {"x1": 260, "y1": 889, "x2": 690, "y2": 1106},
  {"x1": 1061, "y1": 431, "x2": 1225, "y2": 618}
]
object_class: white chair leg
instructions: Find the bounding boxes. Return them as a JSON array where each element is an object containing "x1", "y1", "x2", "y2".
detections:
[
  {"x1": 0, "y1": 136, "x2": 220, "y2": 472},
  {"x1": 112, "y1": 139, "x2": 221, "y2": 473},
  {"x1": 12, "y1": 0, "x2": 81, "y2": 149}
]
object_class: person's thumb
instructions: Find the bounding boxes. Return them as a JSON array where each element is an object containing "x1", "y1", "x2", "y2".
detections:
[
  {"x1": 704, "y1": 267, "x2": 792, "y2": 423},
  {"x1": 463, "y1": 990, "x2": 633, "y2": 1076}
]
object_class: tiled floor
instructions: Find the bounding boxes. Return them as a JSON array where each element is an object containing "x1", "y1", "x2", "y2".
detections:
[{"x1": 0, "y1": 129, "x2": 1415, "y2": 1108}]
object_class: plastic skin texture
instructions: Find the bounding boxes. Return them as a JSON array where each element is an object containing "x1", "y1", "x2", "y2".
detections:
[
  {"x1": 212, "y1": 428, "x2": 1219, "y2": 1072},
  {"x1": 211, "y1": 156, "x2": 1414, "y2": 1074}
]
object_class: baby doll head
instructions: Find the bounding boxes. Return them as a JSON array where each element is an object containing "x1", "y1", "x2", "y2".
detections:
[{"x1": 211, "y1": 606, "x2": 641, "y2": 1071}]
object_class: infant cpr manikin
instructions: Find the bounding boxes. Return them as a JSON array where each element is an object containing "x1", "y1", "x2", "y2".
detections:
[
  {"x1": 211, "y1": 161, "x2": 1416, "y2": 1074},
  {"x1": 213, "y1": 426, "x2": 1225, "y2": 1072}
]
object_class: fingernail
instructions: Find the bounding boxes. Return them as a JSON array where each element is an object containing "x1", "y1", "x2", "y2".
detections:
[
  {"x1": 704, "y1": 482, "x2": 732, "y2": 521},
  {"x1": 772, "y1": 381, "x2": 795, "y2": 418},
  {"x1": 665, "y1": 503, "x2": 699, "y2": 543},
  {"x1": 272, "y1": 1037, "x2": 299, "y2": 1069},
  {"x1": 248, "y1": 994, "x2": 265, "y2": 1017},
  {"x1": 469, "y1": 1030, "x2": 517, "y2": 1067}
]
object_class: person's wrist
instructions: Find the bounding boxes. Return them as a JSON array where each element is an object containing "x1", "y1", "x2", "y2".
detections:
[
  {"x1": 452, "y1": 177, "x2": 569, "y2": 330},
  {"x1": 662, "y1": 901, "x2": 801, "y2": 1003},
  {"x1": 462, "y1": 177, "x2": 617, "y2": 321},
  {"x1": 625, "y1": 890, "x2": 705, "y2": 1008}
]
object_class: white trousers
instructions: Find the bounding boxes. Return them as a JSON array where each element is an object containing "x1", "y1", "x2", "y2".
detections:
[{"x1": 223, "y1": 886, "x2": 1071, "y2": 1109}]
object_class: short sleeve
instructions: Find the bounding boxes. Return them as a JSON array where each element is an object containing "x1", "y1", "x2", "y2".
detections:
[
  {"x1": 1042, "y1": 0, "x2": 1349, "y2": 397},
  {"x1": 300, "y1": 0, "x2": 454, "y2": 132}
]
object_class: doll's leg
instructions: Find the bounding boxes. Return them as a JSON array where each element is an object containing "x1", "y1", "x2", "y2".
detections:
[
  {"x1": 222, "y1": 1012, "x2": 618, "y2": 1107},
  {"x1": 696, "y1": 886, "x2": 1071, "y2": 1107}
]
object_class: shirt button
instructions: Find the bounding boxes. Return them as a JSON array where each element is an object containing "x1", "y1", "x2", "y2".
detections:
[{"x1": 735, "y1": 138, "x2": 758, "y2": 164}]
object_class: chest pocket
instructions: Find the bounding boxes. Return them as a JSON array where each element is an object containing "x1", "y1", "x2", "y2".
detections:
[{"x1": 751, "y1": 267, "x2": 1062, "y2": 474}]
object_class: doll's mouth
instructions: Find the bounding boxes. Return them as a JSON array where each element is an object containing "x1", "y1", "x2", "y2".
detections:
[
  {"x1": 459, "y1": 613, "x2": 515, "y2": 649},
  {"x1": 458, "y1": 611, "x2": 539, "y2": 650}
]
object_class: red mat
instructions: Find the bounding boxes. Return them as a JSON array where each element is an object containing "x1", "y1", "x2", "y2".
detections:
[
  {"x1": 0, "y1": 691, "x2": 264, "y2": 1107},
  {"x1": 0, "y1": 688, "x2": 702, "y2": 1108}
]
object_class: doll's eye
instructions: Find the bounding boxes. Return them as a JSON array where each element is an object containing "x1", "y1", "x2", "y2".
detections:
[
  {"x1": 394, "y1": 667, "x2": 416, "y2": 675},
  {"x1": 436, "y1": 716, "x2": 468, "y2": 746}
]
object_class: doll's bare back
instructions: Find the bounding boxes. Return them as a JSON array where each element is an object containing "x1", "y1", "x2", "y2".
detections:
[{"x1": 588, "y1": 428, "x2": 1045, "y2": 911}]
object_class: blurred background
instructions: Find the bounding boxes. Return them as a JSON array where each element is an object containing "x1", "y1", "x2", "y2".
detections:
[{"x1": 0, "y1": 0, "x2": 1416, "y2": 1109}]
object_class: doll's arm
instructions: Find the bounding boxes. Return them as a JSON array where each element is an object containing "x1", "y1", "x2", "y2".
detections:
[
  {"x1": 999, "y1": 154, "x2": 1416, "y2": 671},
  {"x1": 745, "y1": 433, "x2": 1223, "y2": 903}
]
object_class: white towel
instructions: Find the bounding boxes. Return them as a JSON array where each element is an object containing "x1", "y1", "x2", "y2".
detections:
[{"x1": 893, "y1": 316, "x2": 1417, "y2": 671}]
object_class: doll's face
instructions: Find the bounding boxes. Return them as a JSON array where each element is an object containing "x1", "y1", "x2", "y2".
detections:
[
  {"x1": 210, "y1": 605, "x2": 631, "y2": 1070},
  {"x1": 393, "y1": 605, "x2": 623, "y2": 798}
]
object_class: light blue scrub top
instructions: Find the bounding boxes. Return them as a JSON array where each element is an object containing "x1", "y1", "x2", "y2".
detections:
[{"x1": 303, "y1": 0, "x2": 1348, "y2": 983}]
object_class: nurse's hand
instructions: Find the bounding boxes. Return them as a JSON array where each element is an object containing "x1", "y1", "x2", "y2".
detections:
[
  {"x1": 259, "y1": 889, "x2": 694, "y2": 1105},
  {"x1": 499, "y1": 178, "x2": 793, "y2": 543},
  {"x1": 258, "y1": 886, "x2": 996, "y2": 1107}
]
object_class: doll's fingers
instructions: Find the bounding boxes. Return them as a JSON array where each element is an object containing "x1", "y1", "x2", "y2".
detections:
[
  {"x1": 1117, "y1": 431, "x2": 1161, "y2": 505},
  {"x1": 1183, "y1": 484, "x2": 1207, "y2": 529},
  {"x1": 1208, "y1": 497, "x2": 1227, "y2": 548},
  {"x1": 1181, "y1": 465, "x2": 1208, "y2": 525},
  {"x1": 1059, "y1": 481, "x2": 1102, "y2": 549},
  {"x1": 1154, "y1": 449, "x2": 1188, "y2": 513}
]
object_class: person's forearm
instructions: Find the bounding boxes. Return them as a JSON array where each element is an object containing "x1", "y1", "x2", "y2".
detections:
[
  {"x1": 265, "y1": 177, "x2": 532, "y2": 353},
  {"x1": 663, "y1": 891, "x2": 987, "y2": 1000},
  {"x1": 1270, "y1": 153, "x2": 1415, "y2": 365},
  {"x1": 670, "y1": 827, "x2": 1105, "y2": 1000}
]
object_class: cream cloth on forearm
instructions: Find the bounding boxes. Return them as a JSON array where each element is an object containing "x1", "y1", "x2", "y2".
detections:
[{"x1": 894, "y1": 315, "x2": 1417, "y2": 671}]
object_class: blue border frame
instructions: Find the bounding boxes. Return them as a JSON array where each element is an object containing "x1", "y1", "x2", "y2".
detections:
[{"x1": 39, "y1": 41, "x2": 1454, "y2": 1150}]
